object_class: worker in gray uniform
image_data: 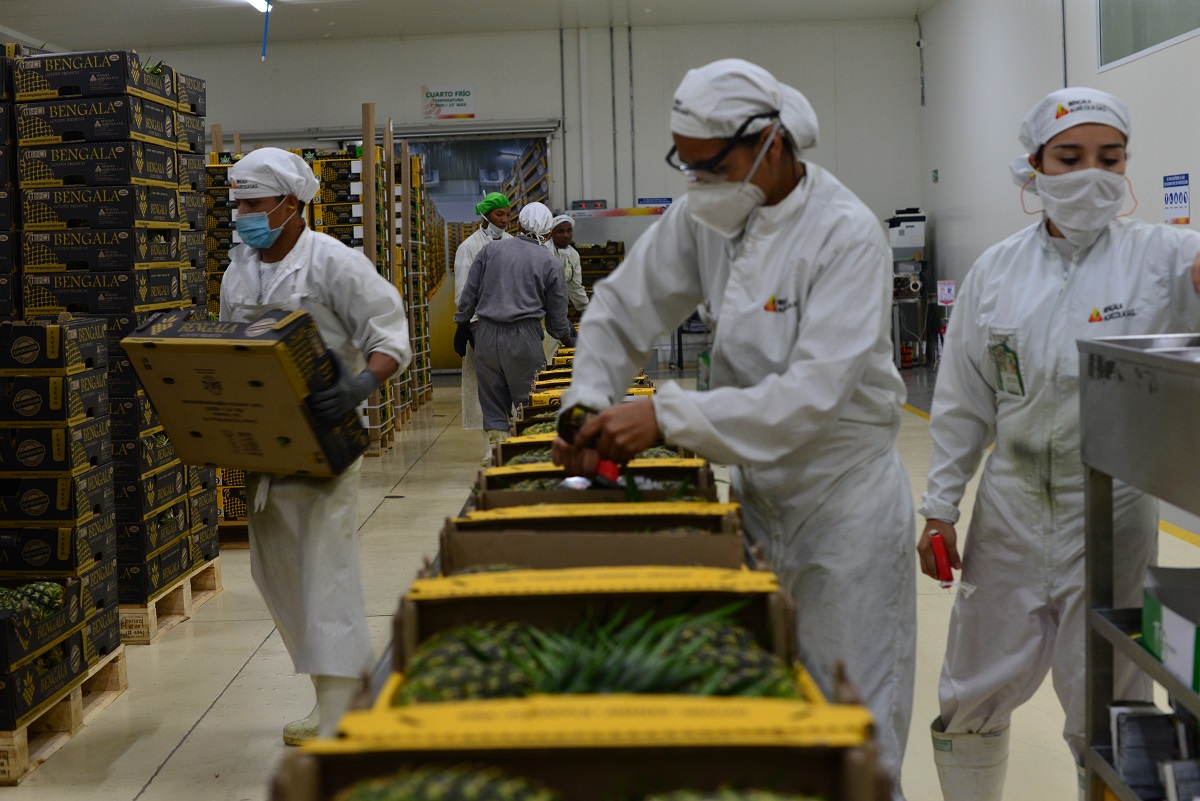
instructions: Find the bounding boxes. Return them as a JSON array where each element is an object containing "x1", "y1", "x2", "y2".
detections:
[{"x1": 453, "y1": 201, "x2": 573, "y2": 444}]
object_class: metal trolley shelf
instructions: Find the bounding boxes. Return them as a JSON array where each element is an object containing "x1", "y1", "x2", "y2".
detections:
[{"x1": 1081, "y1": 334, "x2": 1200, "y2": 801}]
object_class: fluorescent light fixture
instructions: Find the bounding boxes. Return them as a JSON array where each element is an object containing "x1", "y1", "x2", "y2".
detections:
[{"x1": 243, "y1": 0, "x2": 274, "y2": 12}]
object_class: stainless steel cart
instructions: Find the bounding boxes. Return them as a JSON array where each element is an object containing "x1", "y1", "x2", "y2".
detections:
[{"x1": 1081, "y1": 334, "x2": 1200, "y2": 801}]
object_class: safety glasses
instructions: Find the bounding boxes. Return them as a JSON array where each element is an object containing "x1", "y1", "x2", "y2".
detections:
[{"x1": 665, "y1": 110, "x2": 781, "y2": 182}]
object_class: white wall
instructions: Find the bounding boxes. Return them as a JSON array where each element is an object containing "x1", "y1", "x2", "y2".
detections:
[
  {"x1": 1065, "y1": 0, "x2": 1200, "y2": 231},
  {"x1": 917, "y1": 0, "x2": 1065, "y2": 287},
  {"x1": 151, "y1": 20, "x2": 921, "y2": 221}
]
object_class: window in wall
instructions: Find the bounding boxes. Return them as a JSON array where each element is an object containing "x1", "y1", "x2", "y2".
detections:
[{"x1": 1099, "y1": 0, "x2": 1200, "y2": 67}]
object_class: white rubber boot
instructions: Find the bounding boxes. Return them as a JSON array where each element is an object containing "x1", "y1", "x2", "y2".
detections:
[
  {"x1": 483, "y1": 429, "x2": 508, "y2": 466},
  {"x1": 931, "y1": 717, "x2": 1009, "y2": 801},
  {"x1": 315, "y1": 675, "x2": 361, "y2": 739},
  {"x1": 282, "y1": 676, "x2": 319, "y2": 746},
  {"x1": 1077, "y1": 763, "x2": 1086, "y2": 801}
]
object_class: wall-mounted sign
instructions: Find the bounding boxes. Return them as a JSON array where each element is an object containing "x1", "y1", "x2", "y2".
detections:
[
  {"x1": 422, "y1": 85, "x2": 474, "y2": 120},
  {"x1": 1164, "y1": 173, "x2": 1190, "y2": 225}
]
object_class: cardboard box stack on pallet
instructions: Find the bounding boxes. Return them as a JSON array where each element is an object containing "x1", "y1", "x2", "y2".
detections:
[
  {"x1": 201, "y1": 159, "x2": 233, "y2": 316},
  {"x1": 9, "y1": 50, "x2": 221, "y2": 637},
  {"x1": 269, "y1": 341, "x2": 889, "y2": 801}
]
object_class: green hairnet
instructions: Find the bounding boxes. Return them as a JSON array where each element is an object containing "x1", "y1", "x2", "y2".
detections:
[{"x1": 475, "y1": 192, "x2": 511, "y2": 217}]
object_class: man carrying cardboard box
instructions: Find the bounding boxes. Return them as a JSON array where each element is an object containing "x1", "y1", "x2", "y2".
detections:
[{"x1": 219, "y1": 148, "x2": 411, "y2": 745}]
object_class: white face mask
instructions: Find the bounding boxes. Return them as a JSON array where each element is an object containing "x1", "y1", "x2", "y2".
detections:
[
  {"x1": 485, "y1": 220, "x2": 506, "y2": 239},
  {"x1": 1034, "y1": 168, "x2": 1127, "y2": 248},
  {"x1": 686, "y1": 122, "x2": 778, "y2": 239}
]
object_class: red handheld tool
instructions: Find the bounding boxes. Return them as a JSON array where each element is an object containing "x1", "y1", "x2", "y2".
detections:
[{"x1": 930, "y1": 531, "x2": 954, "y2": 587}]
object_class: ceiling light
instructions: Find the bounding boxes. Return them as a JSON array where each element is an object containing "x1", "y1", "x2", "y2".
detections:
[{"x1": 242, "y1": 0, "x2": 274, "y2": 12}]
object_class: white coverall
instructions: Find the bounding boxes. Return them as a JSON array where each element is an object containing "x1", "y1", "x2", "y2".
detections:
[
  {"x1": 221, "y1": 227, "x2": 412, "y2": 678},
  {"x1": 562, "y1": 164, "x2": 916, "y2": 789},
  {"x1": 454, "y1": 226, "x2": 512, "y2": 431},
  {"x1": 543, "y1": 241, "x2": 588, "y2": 361},
  {"x1": 921, "y1": 217, "x2": 1200, "y2": 762}
]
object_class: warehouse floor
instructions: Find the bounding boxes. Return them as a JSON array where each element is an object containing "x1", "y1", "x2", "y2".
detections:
[{"x1": 8, "y1": 375, "x2": 1200, "y2": 801}]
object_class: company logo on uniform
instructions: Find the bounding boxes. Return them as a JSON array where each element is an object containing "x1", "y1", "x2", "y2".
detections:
[
  {"x1": 1055, "y1": 98, "x2": 1112, "y2": 121},
  {"x1": 763, "y1": 295, "x2": 796, "y2": 313},
  {"x1": 1055, "y1": 104, "x2": 1069, "y2": 119},
  {"x1": 1088, "y1": 303, "x2": 1137, "y2": 323}
]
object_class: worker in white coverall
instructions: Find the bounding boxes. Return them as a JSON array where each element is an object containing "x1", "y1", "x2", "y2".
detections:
[
  {"x1": 220, "y1": 148, "x2": 411, "y2": 745},
  {"x1": 542, "y1": 214, "x2": 589, "y2": 361},
  {"x1": 454, "y1": 201, "x2": 573, "y2": 442},
  {"x1": 918, "y1": 88, "x2": 1200, "y2": 801},
  {"x1": 551, "y1": 59, "x2": 915, "y2": 798},
  {"x1": 454, "y1": 192, "x2": 513, "y2": 463}
]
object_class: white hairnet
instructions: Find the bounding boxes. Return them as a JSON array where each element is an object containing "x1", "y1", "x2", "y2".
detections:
[
  {"x1": 519, "y1": 202, "x2": 555, "y2": 236},
  {"x1": 670, "y1": 59, "x2": 818, "y2": 152},
  {"x1": 1019, "y1": 87, "x2": 1130, "y2": 153},
  {"x1": 230, "y1": 147, "x2": 321, "y2": 203},
  {"x1": 1010, "y1": 87, "x2": 1132, "y2": 190},
  {"x1": 550, "y1": 214, "x2": 574, "y2": 230}
]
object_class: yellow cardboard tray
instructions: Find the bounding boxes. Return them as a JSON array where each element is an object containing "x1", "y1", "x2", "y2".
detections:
[
  {"x1": 406, "y1": 565, "x2": 776, "y2": 600},
  {"x1": 455, "y1": 501, "x2": 740, "y2": 524},
  {"x1": 485, "y1": 457, "x2": 707, "y2": 479}
]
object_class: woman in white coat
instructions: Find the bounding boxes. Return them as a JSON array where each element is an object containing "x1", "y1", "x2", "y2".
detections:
[
  {"x1": 918, "y1": 88, "x2": 1200, "y2": 801},
  {"x1": 553, "y1": 59, "x2": 915, "y2": 798},
  {"x1": 454, "y1": 193, "x2": 512, "y2": 463}
]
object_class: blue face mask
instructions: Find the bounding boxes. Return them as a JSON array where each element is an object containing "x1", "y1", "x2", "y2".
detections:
[{"x1": 235, "y1": 197, "x2": 295, "y2": 250}]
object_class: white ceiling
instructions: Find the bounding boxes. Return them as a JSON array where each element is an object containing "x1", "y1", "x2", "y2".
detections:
[{"x1": 3, "y1": 0, "x2": 937, "y2": 51}]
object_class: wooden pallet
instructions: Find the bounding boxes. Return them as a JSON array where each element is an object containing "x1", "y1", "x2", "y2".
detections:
[
  {"x1": 364, "y1": 427, "x2": 395, "y2": 457},
  {"x1": 218, "y1": 519, "x2": 249, "y2": 549},
  {"x1": 0, "y1": 646, "x2": 128, "y2": 784},
  {"x1": 119, "y1": 557, "x2": 224, "y2": 645}
]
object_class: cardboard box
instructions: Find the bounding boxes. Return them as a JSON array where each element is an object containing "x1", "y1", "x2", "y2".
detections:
[
  {"x1": 0, "y1": 274, "x2": 16, "y2": 317},
  {"x1": 310, "y1": 202, "x2": 362, "y2": 227},
  {"x1": 176, "y1": 72, "x2": 206, "y2": 116},
  {"x1": 109, "y1": 393, "x2": 161, "y2": 441},
  {"x1": 116, "y1": 497, "x2": 188, "y2": 564},
  {"x1": 176, "y1": 111, "x2": 204, "y2": 154},
  {"x1": 13, "y1": 51, "x2": 174, "y2": 106},
  {"x1": 0, "y1": 318, "x2": 107, "y2": 376},
  {"x1": 81, "y1": 602, "x2": 118, "y2": 668},
  {"x1": 114, "y1": 459, "x2": 186, "y2": 522},
  {"x1": 16, "y1": 96, "x2": 177, "y2": 149},
  {"x1": 394, "y1": 567, "x2": 796, "y2": 673},
  {"x1": 216, "y1": 485, "x2": 246, "y2": 520},
  {"x1": 204, "y1": 203, "x2": 235, "y2": 230},
  {"x1": 112, "y1": 431, "x2": 177, "y2": 482},
  {"x1": 97, "y1": 311, "x2": 153, "y2": 356},
  {"x1": 0, "y1": 463, "x2": 114, "y2": 525},
  {"x1": 312, "y1": 181, "x2": 362, "y2": 205},
  {"x1": 180, "y1": 229, "x2": 205, "y2": 267},
  {"x1": 117, "y1": 532, "x2": 192, "y2": 604},
  {"x1": 23, "y1": 267, "x2": 184, "y2": 315},
  {"x1": 474, "y1": 459, "x2": 717, "y2": 510},
  {"x1": 275, "y1": 713, "x2": 880, "y2": 801},
  {"x1": 0, "y1": 577, "x2": 83, "y2": 673},
  {"x1": 22, "y1": 185, "x2": 180, "y2": 230},
  {"x1": 0, "y1": 511, "x2": 115, "y2": 576},
  {"x1": 80, "y1": 554, "x2": 117, "y2": 619},
  {"x1": 187, "y1": 464, "x2": 216, "y2": 496},
  {"x1": 0, "y1": 628, "x2": 86, "y2": 730},
  {"x1": 0, "y1": 416, "x2": 111, "y2": 477},
  {"x1": 177, "y1": 153, "x2": 205, "y2": 191},
  {"x1": 18, "y1": 141, "x2": 177, "y2": 189},
  {"x1": 0, "y1": 63, "x2": 8, "y2": 103},
  {"x1": 22, "y1": 228, "x2": 180, "y2": 271},
  {"x1": 216, "y1": 467, "x2": 246, "y2": 487},
  {"x1": 313, "y1": 159, "x2": 364, "y2": 183},
  {"x1": 183, "y1": 267, "x2": 205, "y2": 305},
  {"x1": 190, "y1": 519, "x2": 219, "y2": 563},
  {"x1": 0, "y1": 145, "x2": 9, "y2": 187},
  {"x1": 0, "y1": 189, "x2": 15, "y2": 230},
  {"x1": 180, "y1": 192, "x2": 205, "y2": 232},
  {"x1": 440, "y1": 503, "x2": 744, "y2": 575},
  {"x1": 204, "y1": 227, "x2": 239, "y2": 255},
  {"x1": 189, "y1": 486, "x2": 216, "y2": 524},
  {"x1": 0, "y1": 368, "x2": 108, "y2": 427},
  {"x1": 318, "y1": 225, "x2": 363, "y2": 249},
  {"x1": 121, "y1": 309, "x2": 369, "y2": 477},
  {"x1": 105, "y1": 348, "x2": 140, "y2": 397},
  {"x1": 205, "y1": 165, "x2": 231, "y2": 189},
  {"x1": 0, "y1": 230, "x2": 16, "y2": 273}
]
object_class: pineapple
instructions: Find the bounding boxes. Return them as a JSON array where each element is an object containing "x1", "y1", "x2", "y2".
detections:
[
  {"x1": 18, "y1": 582, "x2": 64, "y2": 620},
  {"x1": 523, "y1": 422, "x2": 557, "y2": 435},
  {"x1": 335, "y1": 766, "x2": 559, "y2": 801},
  {"x1": 0, "y1": 588, "x2": 24, "y2": 614},
  {"x1": 395, "y1": 623, "x2": 539, "y2": 705},
  {"x1": 646, "y1": 790, "x2": 825, "y2": 801},
  {"x1": 504, "y1": 448, "x2": 553, "y2": 466}
]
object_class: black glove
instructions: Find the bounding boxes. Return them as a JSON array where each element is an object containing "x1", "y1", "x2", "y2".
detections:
[
  {"x1": 560, "y1": 334, "x2": 576, "y2": 349},
  {"x1": 308, "y1": 353, "x2": 380, "y2": 421},
  {"x1": 454, "y1": 322, "x2": 475, "y2": 357}
]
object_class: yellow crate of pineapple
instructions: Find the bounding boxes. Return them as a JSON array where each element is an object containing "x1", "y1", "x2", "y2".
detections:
[
  {"x1": 473, "y1": 458, "x2": 716, "y2": 509},
  {"x1": 528, "y1": 386, "x2": 654, "y2": 408}
]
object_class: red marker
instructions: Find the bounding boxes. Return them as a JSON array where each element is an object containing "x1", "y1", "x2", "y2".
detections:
[{"x1": 930, "y1": 532, "x2": 954, "y2": 587}]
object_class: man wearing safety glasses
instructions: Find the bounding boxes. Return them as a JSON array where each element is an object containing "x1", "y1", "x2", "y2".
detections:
[{"x1": 553, "y1": 59, "x2": 915, "y2": 799}]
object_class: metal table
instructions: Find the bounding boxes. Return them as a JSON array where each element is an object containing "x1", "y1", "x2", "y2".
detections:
[{"x1": 1081, "y1": 334, "x2": 1200, "y2": 801}]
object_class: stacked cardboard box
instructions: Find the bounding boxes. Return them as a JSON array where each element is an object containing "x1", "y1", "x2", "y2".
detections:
[
  {"x1": 0, "y1": 319, "x2": 118, "y2": 711},
  {"x1": 0, "y1": 56, "x2": 19, "y2": 320},
  {"x1": 309, "y1": 148, "x2": 387, "y2": 272},
  {"x1": 176, "y1": 70, "x2": 207, "y2": 320},
  {"x1": 202, "y1": 161, "x2": 233, "y2": 317}
]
